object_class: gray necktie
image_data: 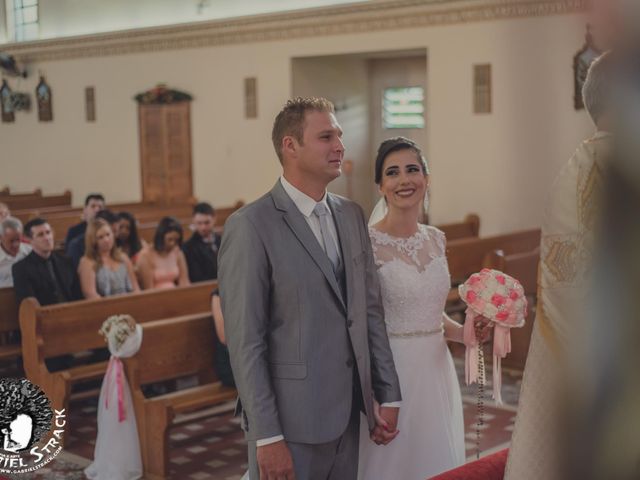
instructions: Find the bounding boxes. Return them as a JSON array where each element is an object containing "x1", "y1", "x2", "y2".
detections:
[{"x1": 312, "y1": 202, "x2": 341, "y2": 274}]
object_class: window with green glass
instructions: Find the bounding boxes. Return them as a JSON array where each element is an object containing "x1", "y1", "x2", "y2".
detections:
[{"x1": 382, "y1": 87, "x2": 425, "y2": 129}]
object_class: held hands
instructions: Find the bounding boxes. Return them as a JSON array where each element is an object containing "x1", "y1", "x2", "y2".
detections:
[
  {"x1": 257, "y1": 440, "x2": 295, "y2": 480},
  {"x1": 370, "y1": 400, "x2": 400, "y2": 445}
]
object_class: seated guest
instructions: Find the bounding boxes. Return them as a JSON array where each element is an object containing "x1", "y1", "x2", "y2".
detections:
[
  {"x1": 67, "y1": 209, "x2": 118, "y2": 269},
  {"x1": 137, "y1": 216, "x2": 190, "y2": 289},
  {"x1": 12, "y1": 218, "x2": 82, "y2": 306},
  {"x1": 0, "y1": 203, "x2": 10, "y2": 221},
  {"x1": 0, "y1": 217, "x2": 32, "y2": 287},
  {"x1": 64, "y1": 193, "x2": 105, "y2": 252},
  {"x1": 115, "y1": 211, "x2": 144, "y2": 262},
  {"x1": 210, "y1": 289, "x2": 235, "y2": 387},
  {"x1": 78, "y1": 218, "x2": 140, "y2": 299},
  {"x1": 182, "y1": 202, "x2": 221, "y2": 282}
]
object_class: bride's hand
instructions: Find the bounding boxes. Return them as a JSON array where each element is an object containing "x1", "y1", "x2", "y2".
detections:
[
  {"x1": 370, "y1": 400, "x2": 400, "y2": 445},
  {"x1": 474, "y1": 315, "x2": 493, "y2": 343}
]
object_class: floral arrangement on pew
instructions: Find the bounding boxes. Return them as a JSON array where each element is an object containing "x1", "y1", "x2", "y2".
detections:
[
  {"x1": 459, "y1": 268, "x2": 527, "y2": 459},
  {"x1": 85, "y1": 314, "x2": 144, "y2": 480}
]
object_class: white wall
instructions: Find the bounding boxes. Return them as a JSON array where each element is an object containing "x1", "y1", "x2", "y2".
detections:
[{"x1": 0, "y1": 13, "x2": 593, "y2": 235}]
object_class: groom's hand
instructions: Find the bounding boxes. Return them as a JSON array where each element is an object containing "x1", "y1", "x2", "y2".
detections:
[
  {"x1": 257, "y1": 440, "x2": 295, "y2": 480},
  {"x1": 371, "y1": 404, "x2": 400, "y2": 445}
]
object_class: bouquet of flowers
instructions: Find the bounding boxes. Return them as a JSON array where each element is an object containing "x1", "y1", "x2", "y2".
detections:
[
  {"x1": 99, "y1": 314, "x2": 138, "y2": 352},
  {"x1": 459, "y1": 268, "x2": 528, "y2": 404}
]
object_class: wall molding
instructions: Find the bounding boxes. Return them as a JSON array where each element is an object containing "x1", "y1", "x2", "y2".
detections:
[{"x1": 3, "y1": 0, "x2": 586, "y2": 62}]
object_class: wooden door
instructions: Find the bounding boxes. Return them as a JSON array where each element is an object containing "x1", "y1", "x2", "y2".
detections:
[{"x1": 138, "y1": 102, "x2": 193, "y2": 203}]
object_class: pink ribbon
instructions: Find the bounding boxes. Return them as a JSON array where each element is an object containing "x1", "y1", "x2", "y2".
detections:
[
  {"x1": 104, "y1": 356, "x2": 127, "y2": 422},
  {"x1": 463, "y1": 309, "x2": 512, "y2": 405},
  {"x1": 463, "y1": 309, "x2": 480, "y2": 385}
]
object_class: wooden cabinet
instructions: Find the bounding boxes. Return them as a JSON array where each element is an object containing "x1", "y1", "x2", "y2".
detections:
[{"x1": 138, "y1": 102, "x2": 193, "y2": 203}]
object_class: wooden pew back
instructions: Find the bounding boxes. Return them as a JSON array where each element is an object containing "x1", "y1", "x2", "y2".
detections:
[
  {"x1": 446, "y1": 229, "x2": 541, "y2": 283},
  {"x1": 2, "y1": 190, "x2": 72, "y2": 210},
  {"x1": 21, "y1": 281, "x2": 216, "y2": 361},
  {"x1": 129, "y1": 314, "x2": 216, "y2": 386},
  {"x1": 0, "y1": 288, "x2": 19, "y2": 334},
  {"x1": 436, "y1": 214, "x2": 480, "y2": 241}
]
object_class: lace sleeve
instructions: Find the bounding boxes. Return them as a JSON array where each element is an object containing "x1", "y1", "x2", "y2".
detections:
[{"x1": 426, "y1": 226, "x2": 447, "y2": 258}]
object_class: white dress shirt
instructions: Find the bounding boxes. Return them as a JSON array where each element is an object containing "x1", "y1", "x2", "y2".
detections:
[{"x1": 0, "y1": 242, "x2": 32, "y2": 287}]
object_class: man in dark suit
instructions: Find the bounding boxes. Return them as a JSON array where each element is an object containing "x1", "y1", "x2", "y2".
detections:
[
  {"x1": 64, "y1": 193, "x2": 105, "y2": 253},
  {"x1": 13, "y1": 217, "x2": 82, "y2": 307},
  {"x1": 182, "y1": 202, "x2": 221, "y2": 282}
]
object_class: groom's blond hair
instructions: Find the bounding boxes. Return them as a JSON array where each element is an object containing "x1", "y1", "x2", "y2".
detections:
[{"x1": 272, "y1": 97, "x2": 335, "y2": 164}]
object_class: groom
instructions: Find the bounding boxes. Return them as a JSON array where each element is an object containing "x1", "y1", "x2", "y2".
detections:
[{"x1": 219, "y1": 97, "x2": 401, "y2": 479}]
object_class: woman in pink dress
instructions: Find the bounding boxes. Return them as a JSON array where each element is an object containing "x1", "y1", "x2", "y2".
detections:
[{"x1": 137, "y1": 216, "x2": 190, "y2": 289}]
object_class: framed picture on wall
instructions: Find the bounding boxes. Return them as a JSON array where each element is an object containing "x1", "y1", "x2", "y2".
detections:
[
  {"x1": 573, "y1": 26, "x2": 600, "y2": 110},
  {"x1": 1, "y1": 79, "x2": 15, "y2": 123},
  {"x1": 36, "y1": 75, "x2": 53, "y2": 121}
]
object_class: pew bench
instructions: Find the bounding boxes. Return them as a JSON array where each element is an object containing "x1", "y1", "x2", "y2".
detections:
[
  {"x1": 124, "y1": 313, "x2": 237, "y2": 479},
  {"x1": 19, "y1": 280, "x2": 217, "y2": 439},
  {"x1": 0, "y1": 287, "x2": 21, "y2": 362},
  {"x1": 436, "y1": 213, "x2": 480, "y2": 241}
]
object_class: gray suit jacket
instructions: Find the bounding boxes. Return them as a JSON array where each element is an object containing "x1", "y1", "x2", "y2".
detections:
[{"x1": 219, "y1": 181, "x2": 401, "y2": 444}]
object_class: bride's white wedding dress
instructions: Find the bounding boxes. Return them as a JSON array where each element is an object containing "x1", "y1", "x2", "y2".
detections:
[{"x1": 358, "y1": 224, "x2": 465, "y2": 480}]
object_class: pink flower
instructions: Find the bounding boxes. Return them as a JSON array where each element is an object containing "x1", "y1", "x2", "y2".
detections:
[
  {"x1": 496, "y1": 310, "x2": 509, "y2": 321},
  {"x1": 496, "y1": 274, "x2": 506, "y2": 285},
  {"x1": 509, "y1": 290, "x2": 520, "y2": 300},
  {"x1": 491, "y1": 294, "x2": 506, "y2": 307},
  {"x1": 468, "y1": 275, "x2": 482, "y2": 285},
  {"x1": 466, "y1": 291, "x2": 477, "y2": 303}
]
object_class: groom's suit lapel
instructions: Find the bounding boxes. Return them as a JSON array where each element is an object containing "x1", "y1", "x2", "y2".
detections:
[{"x1": 271, "y1": 182, "x2": 346, "y2": 312}]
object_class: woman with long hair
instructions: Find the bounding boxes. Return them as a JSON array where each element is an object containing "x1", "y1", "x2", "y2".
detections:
[
  {"x1": 78, "y1": 218, "x2": 140, "y2": 299},
  {"x1": 136, "y1": 216, "x2": 190, "y2": 289},
  {"x1": 115, "y1": 211, "x2": 144, "y2": 263}
]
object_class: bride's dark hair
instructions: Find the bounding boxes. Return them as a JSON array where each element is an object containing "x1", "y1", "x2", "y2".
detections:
[{"x1": 374, "y1": 137, "x2": 429, "y2": 185}]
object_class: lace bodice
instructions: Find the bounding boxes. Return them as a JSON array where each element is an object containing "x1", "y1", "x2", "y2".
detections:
[{"x1": 369, "y1": 224, "x2": 450, "y2": 337}]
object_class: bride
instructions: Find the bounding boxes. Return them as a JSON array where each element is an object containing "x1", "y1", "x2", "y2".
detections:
[{"x1": 358, "y1": 137, "x2": 472, "y2": 479}]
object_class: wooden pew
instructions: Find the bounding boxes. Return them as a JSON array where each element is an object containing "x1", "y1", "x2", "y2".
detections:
[
  {"x1": 0, "y1": 287, "x2": 21, "y2": 362},
  {"x1": 1, "y1": 190, "x2": 72, "y2": 210},
  {"x1": 446, "y1": 229, "x2": 541, "y2": 284},
  {"x1": 483, "y1": 248, "x2": 540, "y2": 370},
  {"x1": 435, "y1": 213, "x2": 480, "y2": 241},
  {"x1": 124, "y1": 314, "x2": 237, "y2": 479},
  {"x1": 19, "y1": 280, "x2": 217, "y2": 435}
]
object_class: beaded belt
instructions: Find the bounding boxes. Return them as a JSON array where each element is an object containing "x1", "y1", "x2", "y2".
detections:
[{"x1": 388, "y1": 324, "x2": 444, "y2": 338}]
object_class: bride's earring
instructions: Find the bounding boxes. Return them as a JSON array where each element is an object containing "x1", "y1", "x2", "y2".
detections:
[{"x1": 423, "y1": 187, "x2": 430, "y2": 212}]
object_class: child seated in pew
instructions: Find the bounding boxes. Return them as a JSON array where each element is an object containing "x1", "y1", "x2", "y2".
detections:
[
  {"x1": 210, "y1": 289, "x2": 235, "y2": 387},
  {"x1": 78, "y1": 218, "x2": 140, "y2": 298},
  {"x1": 136, "y1": 217, "x2": 190, "y2": 290},
  {"x1": 115, "y1": 211, "x2": 146, "y2": 263}
]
